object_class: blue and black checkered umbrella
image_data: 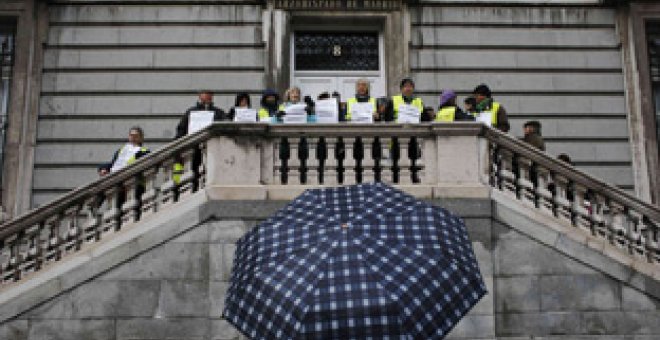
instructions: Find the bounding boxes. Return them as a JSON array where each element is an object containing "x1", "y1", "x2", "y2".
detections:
[{"x1": 223, "y1": 183, "x2": 487, "y2": 339}]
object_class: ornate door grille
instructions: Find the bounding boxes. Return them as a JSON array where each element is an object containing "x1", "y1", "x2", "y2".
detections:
[{"x1": 294, "y1": 31, "x2": 379, "y2": 71}]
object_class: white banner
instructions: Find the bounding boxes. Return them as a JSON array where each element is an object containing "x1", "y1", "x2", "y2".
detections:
[
  {"x1": 476, "y1": 111, "x2": 493, "y2": 127},
  {"x1": 396, "y1": 104, "x2": 421, "y2": 124},
  {"x1": 283, "y1": 104, "x2": 308, "y2": 124},
  {"x1": 188, "y1": 110, "x2": 215, "y2": 134},
  {"x1": 234, "y1": 108, "x2": 258, "y2": 123},
  {"x1": 111, "y1": 144, "x2": 141, "y2": 173},
  {"x1": 350, "y1": 102, "x2": 375, "y2": 124},
  {"x1": 315, "y1": 98, "x2": 339, "y2": 124}
]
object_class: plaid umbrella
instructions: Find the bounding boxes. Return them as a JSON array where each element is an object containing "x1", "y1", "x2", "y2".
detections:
[{"x1": 223, "y1": 183, "x2": 487, "y2": 339}]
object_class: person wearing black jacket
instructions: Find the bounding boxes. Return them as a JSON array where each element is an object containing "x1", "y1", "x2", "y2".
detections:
[
  {"x1": 175, "y1": 90, "x2": 228, "y2": 139},
  {"x1": 227, "y1": 92, "x2": 252, "y2": 121}
]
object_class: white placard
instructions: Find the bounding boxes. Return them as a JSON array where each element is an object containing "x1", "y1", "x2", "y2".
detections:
[
  {"x1": 350, "y1": 102, "x2": 375, "y2": 124},
  {"x1": 234, "y1": 108, "x2": 257, "y2": 123},
  {"x1": 315, "y1": 98, "x2": 339, "y2": 124},
  {"x1": 188, "y1": 110, "x2": 215, "y2": 134},
  {"x1": 283, "y1": 104, "x2": 308, "y2": 124},
  {"x1": 396, "y1": 104, "x2": 421, "y2": 124},
  {"x1": 476, "y1": 111, "x2": 493, "y2": 127},
  {"x1": 111, "y1": 144, "x2": 141, "y2": 173}
]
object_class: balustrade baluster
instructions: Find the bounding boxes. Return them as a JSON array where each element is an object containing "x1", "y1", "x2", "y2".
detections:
[
  {"x1": 159, "y1": 158, "x2": 177, "y2": 208},
  {"x1": 178, "y1": 148, "x2": 197, "y2": 198},
  {"x1": 140, "y1": 166, "x2": 159, "y2": 218},
  {"x1": 63, "y1": 205, "x2": 82, "y2": 253},
  {"x1": 44, "y1": 214, "x2": 63, "y2": 262},
  {"x1": 121, "y1": 177, "x2": 140, "y2": 225},
  {"x1": 343, "y1": 137, "x2": 357, "y2": 185},
  {"x1": 553, "y1": 174, "x2": 572, "y2": 224},
  {"x1": 498, "y1": 148, "x2": 516, "y2": 198},
  {"x1": 535, "y1": 166, "x2": 554, "y2": 216},
  {"x1": 515, "y1": 156, "x2": 535, "y2": 207}
]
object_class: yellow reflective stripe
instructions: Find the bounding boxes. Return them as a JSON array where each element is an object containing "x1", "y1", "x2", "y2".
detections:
[
  {"x1": 258, "y1": 108, "x2": 270, "y2": 120},
  {"x1": 435, "y1": 107, "x2": 456, "y2": 122},
  {"x1": 491, "y1": 102, "x2": 500, "y2": 125}
]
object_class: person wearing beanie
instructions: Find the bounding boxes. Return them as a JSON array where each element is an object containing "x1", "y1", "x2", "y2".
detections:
[
  {"x1": 435, "y1": 89, "x2": 475, "y2": 122},
  {"x1": 388, "y1": 77, "x2": 424, "y2": 122},
  {"x1": 258, "y1": 89, "x2": 281, "y2": 122},
  {"x1": 473, "y1": 83, "x2": 510, "y2": 132}
]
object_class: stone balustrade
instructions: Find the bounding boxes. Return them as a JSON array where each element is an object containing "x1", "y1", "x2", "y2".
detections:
[{"x1": 0, "y1": 123, "x2": 658, "y2": 287}]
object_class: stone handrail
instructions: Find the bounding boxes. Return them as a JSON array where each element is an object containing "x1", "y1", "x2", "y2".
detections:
[
  {"x1": 0, "y1": 122, "x2": 658, "y2": 287},
  {"x1": 483, "y1": 127, "x2": 660, "y2": 265}
]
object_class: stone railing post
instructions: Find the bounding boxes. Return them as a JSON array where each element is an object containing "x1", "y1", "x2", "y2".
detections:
[
  {"x1": 433, "y1": 125, "x2": 489, "y2": 197},
  {"x1": 205, "y1": 125, "x2": 268, "y2": 200}
]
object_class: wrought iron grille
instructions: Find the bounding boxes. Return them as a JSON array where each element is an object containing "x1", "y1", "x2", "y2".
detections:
[
  {"x1": 275, "y1": 0, "x2": 401, "y2": 11},
  {"x1": 294, "y1": 31, "x2": 379, "y2": 71},
  {"x1": 0, "y1": 21, "x2": 15, "y2": 188}
]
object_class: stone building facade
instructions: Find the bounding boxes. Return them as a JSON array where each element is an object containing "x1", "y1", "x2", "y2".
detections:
[{"x1": 0, "y1": 0, "x2": 658, "y2": 218}]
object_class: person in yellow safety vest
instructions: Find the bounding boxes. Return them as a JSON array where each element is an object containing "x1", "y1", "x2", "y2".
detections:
[
  {"x1": 435, "y1": 89, "x2": 475, "y2": 122},
  {"x1": 473, "y1": 84, "x2": 510, "y2": 132},
  {"x1": 389, "y1": 78, "x2": 424, "y2": 122},
  {"x1": 346, "y1": 78, "x2": 378, "y2": 122},
  {"x1": 98, "y1": 126, "x2": 150, "y2": 176},
  {"x1": 278, "y1": 87, "x2": 315, "y2": 123},
  {"x1": 257, "y1": 89, "x2": 282, "y2": 122}
]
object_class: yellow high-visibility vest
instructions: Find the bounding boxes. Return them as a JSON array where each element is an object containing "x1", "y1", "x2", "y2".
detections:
[
  {"x1": 474, "y1": 102, "x2": 501, "y2": 125},
  {"x1": 435, "y1": 107, "x2": 456, "y2": 122},
  {"x1": 392, "y1": 95, "x2": 424, "y2": 120},
  {"x1": 346, "y1": 97, "x2": 376, "y2": 121}
]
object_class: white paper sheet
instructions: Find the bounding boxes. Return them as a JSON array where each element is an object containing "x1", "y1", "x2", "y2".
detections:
[
  {"x1": 283, "y1": 104, "x2": 308, "y2": 124},
  {"x1": 188, "y1": 110, "x2": 215, "y2": 134},
  {"x1": 476, "y1": 111, "x2": 493, "y2": 127},
  {"x1": 111, "y1": 144, "x2": 141, "y2": 173},
  {"x1": 350, "y1": 102, "x2": 375, "y2": 124},
  {"x1": 315, "y1": 98, "x2": 339, "y2": 124},
  {"x1": 233, "y1": 108, "x2": 258, "y2": 123},
  {"x1": 396, "y1": 104, "x2": 421, "y2": 124}
]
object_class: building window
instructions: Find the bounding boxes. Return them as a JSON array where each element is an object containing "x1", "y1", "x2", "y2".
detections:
[
  {"x1": 294, "y1": 31, "x2": 379, "y2": 71},
  {"x1": 0, "y1": 19, "x2": 15, "y2": 188},
  {"x1": 647, "y1": 22, "x2": 660, "y2": 154}
]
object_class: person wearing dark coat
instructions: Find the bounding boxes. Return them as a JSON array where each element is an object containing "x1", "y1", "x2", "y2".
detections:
[
  {"x1": 175, "y1": 90, "x2": 228, "y2": 139},
  {"x1": 257, "y1": 89, "x2": 282, "y2": 122},
  {"x1": 227, "y1": 92, "x2": 252, "y2": 121},
  {"x1": 473, "y1": 84, "x2": 510, "y2": 132},
  {"x1": 521, "y1": 120, "x2": 546, "y2": 151}
]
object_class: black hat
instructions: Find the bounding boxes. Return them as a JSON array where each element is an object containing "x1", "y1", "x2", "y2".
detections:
[
  {"x1": 400, "y1": 78, "x2": 415, "y2": 89},
  {"x1": 473, "y1": 84, "x2": 492, "y2": 97},
  {"x1": 523, "y1": 120, "x2": 542, "y2": 129}
]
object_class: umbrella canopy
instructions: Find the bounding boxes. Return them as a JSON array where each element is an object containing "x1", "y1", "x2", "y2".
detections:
[{"x1": 223, "y1": 183, "x2": 487, "y2": 340}]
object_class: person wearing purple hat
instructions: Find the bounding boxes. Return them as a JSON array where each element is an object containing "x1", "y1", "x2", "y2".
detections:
[{"x1": 435, "y1": 89, "x2": 474, "y2": 122}]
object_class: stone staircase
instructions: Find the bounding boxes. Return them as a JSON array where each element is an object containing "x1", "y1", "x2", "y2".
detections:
[{"x1": 0, "y1": 123, "x2": 658, "y2": 339}]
